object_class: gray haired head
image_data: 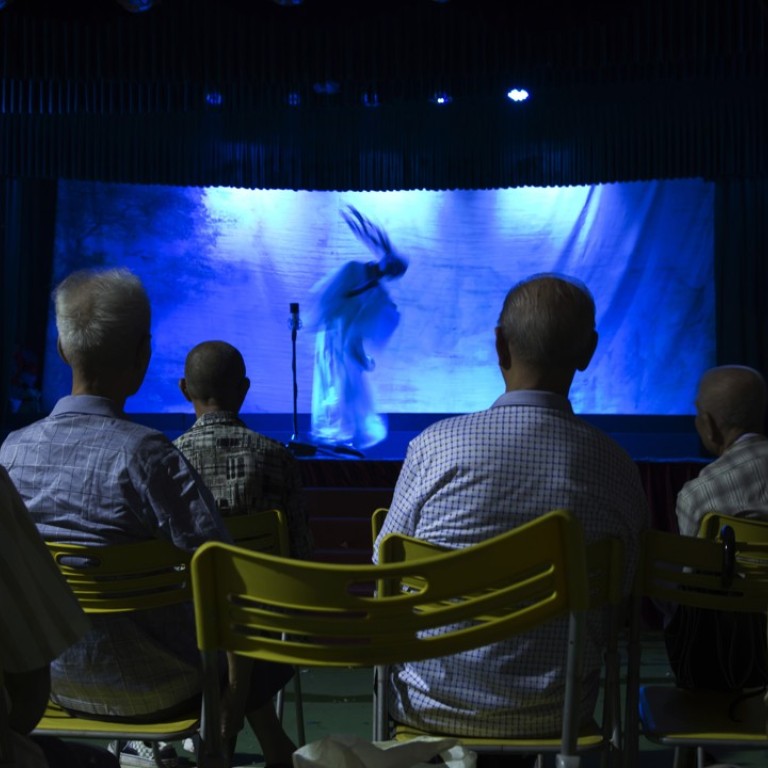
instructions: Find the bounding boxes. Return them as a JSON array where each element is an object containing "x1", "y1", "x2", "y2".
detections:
[{"x1": 54, "y1": 268, "x2": 151, "y2": 374}]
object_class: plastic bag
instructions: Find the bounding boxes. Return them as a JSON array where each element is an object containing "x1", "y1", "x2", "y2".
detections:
[{"x1": 292, "y1": 734, "x2": 477, "y2": 768}]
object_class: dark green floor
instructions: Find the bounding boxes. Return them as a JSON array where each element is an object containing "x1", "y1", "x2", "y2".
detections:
[
  {"x1": 220, "y1": 633, "x2": 768, "y2": 768},
  {"x1": 79, "y1": 633, "x2": 765, "y2": 766}
]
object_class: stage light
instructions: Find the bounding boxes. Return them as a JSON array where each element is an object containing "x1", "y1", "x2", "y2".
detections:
[
  {"x1": 115, "y1": 0, "x2": 155, "y2": 11},
  {"x1": 507, "y1": 88, "x2": 530, "y2": 102},
  {"x1": 205, "y1": 92, "x2": 224, "y2": 107},
  {"x1": 430, "y1": 91, "x2": 453, "y2": 105},
  {"x1": 362, "y1": 92, "x2": 380, "y2": 108},
  {"x1": 313, "y1": 81, "x2": 340, "y2": 96},
  {"x1": 287, "y1": 91, "x2": 301, "y2": 107}
]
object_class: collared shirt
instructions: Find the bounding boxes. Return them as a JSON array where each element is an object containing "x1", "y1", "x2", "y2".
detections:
[
  {"x1": 0, "y1": 465, "x2": 90, "y2": 768},
  {"x1": 0, "y1": 395, "x2": 228, "y2": 718},
  {"x1": 174, "y1": 411, "x2": 313, "y2": 559},
  {"x1": 675, "y1": 434, "x2": 768, "y2": 537},
  {"x1": 374, "y1": 390, "x2": 649, "y2": 738}
]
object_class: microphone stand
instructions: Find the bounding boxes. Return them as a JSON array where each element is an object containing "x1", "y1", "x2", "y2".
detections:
[{"x1": 287, "y1": 302, "x2": 318, "y2": 457}]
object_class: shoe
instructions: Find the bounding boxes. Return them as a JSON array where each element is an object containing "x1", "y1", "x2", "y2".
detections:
[{"x1": 119, "y1": 741, "x2": 179, "y2": 767}]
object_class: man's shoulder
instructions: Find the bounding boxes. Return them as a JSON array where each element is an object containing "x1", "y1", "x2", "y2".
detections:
[{"x1": 175, "y1": 418, "x2": 292, "y2": 458}]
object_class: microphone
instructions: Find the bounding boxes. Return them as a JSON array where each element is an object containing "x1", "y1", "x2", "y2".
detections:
[{"x1": 289, "y1": 302, "x2": 302, "y2": 333}]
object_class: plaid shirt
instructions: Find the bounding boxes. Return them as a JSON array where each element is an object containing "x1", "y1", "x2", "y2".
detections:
[
  {"x1": 374, "y1": 390, "x2": 649, "y2": 738},
  {"x1": 675, "y1": 434, "x2": 768, "y2": 537},
  {"x1": 0, "y1": 395, "x2": 227, "y2": 718},
  {"x1": 174, "y1": 411, "x2": 313, "y2": 559}
]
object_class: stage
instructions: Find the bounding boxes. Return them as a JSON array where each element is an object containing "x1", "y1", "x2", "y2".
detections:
[
  {"x1": 0, "y1": 410, "x2": 707, "y2": 563},
  {"x1": 123, "y1": 411, "x2": 707, "y2": 564}
]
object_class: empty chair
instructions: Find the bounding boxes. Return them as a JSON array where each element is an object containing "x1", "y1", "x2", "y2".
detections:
[
  {"x1": 223, "y1": 509, "x2": 305, "y2": 745},
  {"x1": 191, "y1": 508, "x2": 593, "y2": 768}
]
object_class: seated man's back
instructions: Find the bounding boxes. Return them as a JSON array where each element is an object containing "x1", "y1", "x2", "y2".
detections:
[
  {"x1": 0, "y1": 269, "x2": 228, "y2": 720},
  {"x1": 374, "y1": 274, "x2": 649, "y2": 738},
  {"x1": 175, "y1": 340, "x2": 313, "y2": 559}
]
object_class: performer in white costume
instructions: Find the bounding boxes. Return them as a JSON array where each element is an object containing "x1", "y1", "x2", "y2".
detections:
[{"x1": 311, "y1": 206, "x2": 408, "y2": 450}]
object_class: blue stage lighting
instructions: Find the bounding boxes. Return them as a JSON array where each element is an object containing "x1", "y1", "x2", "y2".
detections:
[
  {"x1": 205, "y1": 92, "x2": 224, "y2": 107},
  {"x1": 287, "y1": 92, "x2": 301, "y2": 107},
  {"x1": 362, "y1": 92, "x2": 380, "y2": 108},
  {"x1": 507, "y1": 88, "x2": 530, "y2": 102}
]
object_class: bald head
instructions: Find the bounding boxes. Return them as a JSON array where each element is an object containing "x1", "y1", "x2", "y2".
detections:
[
  {"x1": 697, "y1": 366, "x2": 767, "y2": 444},
  {"x1": 181, "y1": 341, "x2": 249, "y2": 414},
  {"x1": 496, "y1": 274, "x2": 597, "y2": 394}
]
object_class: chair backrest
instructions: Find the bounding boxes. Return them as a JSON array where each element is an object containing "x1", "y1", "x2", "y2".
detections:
[
  {"x1": 224, "y1": 510, "x2": 289, "y2": 556},
  {"x1": 624, "y1": 526, "x2": 768, "y2": 767},
  {"x1": 376, "y1": 524, "x2": 625, "y2": 750},
  {"x1": 191, "y1": 508, "x2": 589, "y2": 668},
  {"x1": 370, "y1": 507, "x2": 388, "y2": 542},
  {"x1": 635, "y1": 527, "x2": 768, "y2": 612},
  {"x1": 698, "y1": 511, "x2": 768, "y2": 543},
  {"x1": 46, "y1": 538, "x2": 191, "y2": 613}
]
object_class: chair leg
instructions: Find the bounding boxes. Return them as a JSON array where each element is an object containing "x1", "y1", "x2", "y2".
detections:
[
  {"x1": 293, "y1": 669, "x2": 306, "y2": 746},
  {"x1": 555, "y1": 754, "x2": 580, "y2": 768},
  {"x1": 275, "y1": 688, "x2": 285, "y2": 721},
  {"x1": 275, "y1": 667, "x2": 305, "y2": 746}
]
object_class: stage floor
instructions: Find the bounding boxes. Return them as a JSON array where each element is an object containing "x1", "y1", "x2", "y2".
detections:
[{"x1": 125, "y1": 411, "x2": 707, "y2": 463}]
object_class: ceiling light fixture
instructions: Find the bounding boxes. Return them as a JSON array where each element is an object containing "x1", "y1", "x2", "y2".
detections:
[{"x1": 506, "y1": 88, "x2": 530, "y2": 102}]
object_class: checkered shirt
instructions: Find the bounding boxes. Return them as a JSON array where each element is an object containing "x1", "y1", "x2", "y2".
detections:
[
  {"x1": 675, "y1": 434, "x2": 768, "y2": 537},
  {"x1": 374, "y1": 390, "x2": 649, "y2": 738},
  {"x1": 174, "y1": 411, "x2": 312, "y2": 559},
  {"x1": 0, "y1": 395, "x2": 228, "y2": 718}
]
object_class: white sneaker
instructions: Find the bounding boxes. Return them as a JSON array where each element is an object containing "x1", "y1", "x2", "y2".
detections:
[{"x1": 119, "y1": 741, "x2": 179, "y2": 768}]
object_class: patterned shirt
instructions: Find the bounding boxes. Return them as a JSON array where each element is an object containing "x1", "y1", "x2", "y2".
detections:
[
  {"x1": 675, "y1": 434, "x2": 768, "y2": 537},
  {"x1": 174, "y1": 411, "x2": 313, "y2": 559},
  {"x1": 0, "y1": 395, "x2": 228, "y2": 718},
  {"x1": 374, "y1": 390, "x2": 649, "y2": 738}
]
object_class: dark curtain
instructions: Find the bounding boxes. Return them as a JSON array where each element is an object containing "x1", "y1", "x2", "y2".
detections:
[
  {"x1": 715, "y1": 178, "x2": 768, "y2": 376},
  {"x1": 0, "y1": 179, "x2": 57, "y2": 424}
]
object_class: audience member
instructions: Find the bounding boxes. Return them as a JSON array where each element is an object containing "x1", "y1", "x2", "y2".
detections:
[
  {"x1": 675, "y1": 365, "x2": 768, "y2": 537},
  {"x1": 175, "y1": 340, "x2": 312, "y2": 559},
  {"x1": 374, "y1": 274, "x2": 649, "y2": 757},
  {"x1": 664, "y1": 365, "x2": 768, "y2": 705},
  {"x1": 0, "y1": 465, "x2": 117, "y2": 768},
  {"x1": 0, "y1": 268, "x2": 296, "y2": 768}
]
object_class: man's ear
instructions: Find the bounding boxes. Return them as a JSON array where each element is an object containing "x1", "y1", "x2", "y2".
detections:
[
  {"x1": 696, "y1": 409, "x2": 724, "y2": 454},
  {"x1": 575, "y1": 330, "x2": 598, "y2": 372},
  {"x1": 179, "y1": 378, "x2": 193, "y2": 403},
  {"x1": 233, "y1": 377, "x2": 251, "y2": 411},
  {"x1": 495, "y1": 327, "x2": 512, "y2": 371},
  {"x1": 135, "y1": 334, "x2": 152, "y2": 372},
  {"x1": 56, "y1": 337, "x2": 69, "y2": 364}
]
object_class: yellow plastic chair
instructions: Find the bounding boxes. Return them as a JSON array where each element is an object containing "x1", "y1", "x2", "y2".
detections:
[
  {"x1": 374, "y1": 528, "x2": 625, "y2": 768},
  {"x1": 191, "y1": 508, "x2": 591, "y2": 768},
  {"x1": 624, "y1": 527, "x2": 768, "y2": 768},
  {"x1": 698, "y1": 511, "x2": 768, "y2": 543},
  {"x1": 223, "y1": 510, "x2": 305, "y2": 745},
  {"x1": 370, "y1": 506, "x2": 388, "y2": 541},
  {"x1": 33, "y1": 538, "x2": 200, "y2": 768}
]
